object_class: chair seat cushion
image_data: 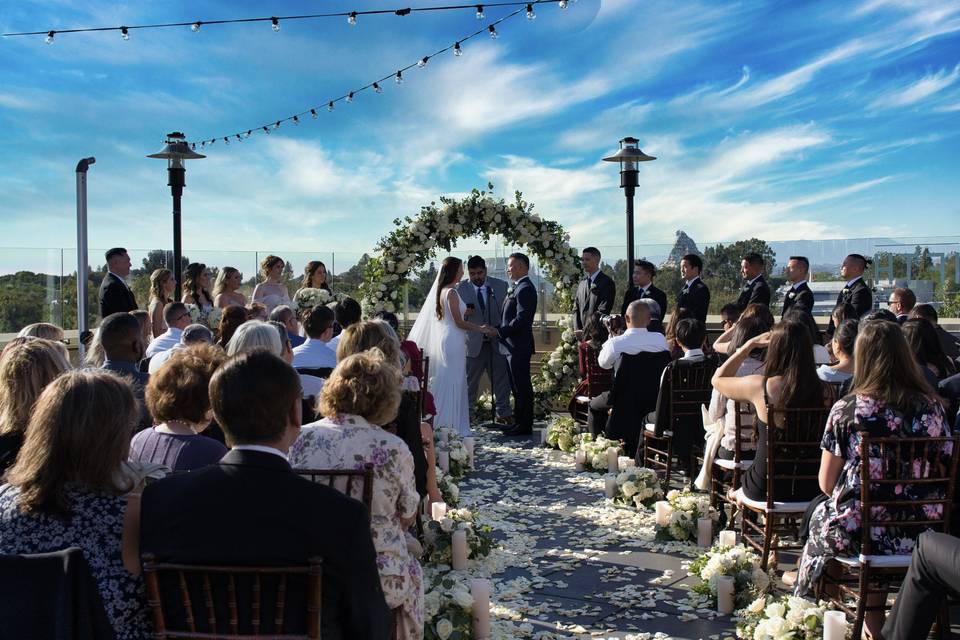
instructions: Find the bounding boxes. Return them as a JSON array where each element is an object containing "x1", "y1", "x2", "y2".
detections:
[
  {"x1": 643, "y1": 424, "x2": 672, "y2": 436},
  {"x1": 834, "y1": 554, "x2": 912, "y2": 568},
  {"x1": 733, "y1": 488, "x2": 811, "y2": 513},
  {"x1": 575, "y1": 396, "x2": 590, "y2": 403},
  {"x1": 714, "y1": 459, "x2": 753, "y2": 471}
]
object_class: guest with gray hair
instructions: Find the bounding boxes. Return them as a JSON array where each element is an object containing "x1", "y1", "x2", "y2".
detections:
[
  {"x1": 269, "y1": 305, "x2": 305, "y2": 348},
  {"x1": 637, "y1": 298, "x2": 664, "y2": 334},
  {"x1": 148, "y1": 324, "x2": 215, "y2": 374},
  {"x1": 226, "y1": 321, "x2": 283, "y2": 357}
]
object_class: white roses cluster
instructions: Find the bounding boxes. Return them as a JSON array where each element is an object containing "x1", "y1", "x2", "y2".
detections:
[
  {"x1": 689, "y1": 544, "x2": 775, "y2": 610},
  {"x1": 575, "y1": 434, "x2": 623, "y2": 472},
  {"x1": 534, "y1": 314, "x2": 580, "y2": 412},
  {"x1": 292, "y1": 287, "x2": 338, "y2": 313},
  {"x1": 434, "y1": 427, "x2": 472, "y2": 480},
  {"x1": 736, "y1": 594, "x2": 832, "y2": 640},
  {"x1": 545, "y1": 415, "x2": 582, "y2": 452},
  {"x1": 423, "y1": 507, "x2": 494, "y2": 566},
  {"x1": 423, "y1": 571, "x2": 474, "y2": 640},
  {"x1": 613, "y1": 467, "x2": 663, "y2": 508},
  {"x1": 657, "y1": 489, "x2": 717, "y2": 541}
]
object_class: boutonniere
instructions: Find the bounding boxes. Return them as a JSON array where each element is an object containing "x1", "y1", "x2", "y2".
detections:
[
  {"x1": 742, "y1": 284, "x2": 750, "y2": 291},
  {"x1": 507, "y1": 286, "x2": 515, "y2": 297},
  {"x1": 589, "y1": 283, "x2": 599, "y2": 295},
  {"x1": 681, "y1": 286, "x2": 690, "y2": 295},
  {"x1": 787, "y1": 291, "x2": 797, "y2": 299},
  {"x1": 841, "y1": 287, "x2": 850, "y2": 296}
]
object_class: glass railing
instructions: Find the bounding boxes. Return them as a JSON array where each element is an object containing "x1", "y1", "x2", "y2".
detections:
[{"x1": 1, "y1": 235, "x2": 958, "y2": 333}]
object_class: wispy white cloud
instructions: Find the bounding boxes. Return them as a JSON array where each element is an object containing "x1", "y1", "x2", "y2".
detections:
[{"x1": 869, "y1": 63, "x2": 960, "y2": 108}]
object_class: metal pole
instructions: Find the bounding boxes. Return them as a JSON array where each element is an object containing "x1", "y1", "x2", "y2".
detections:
[
  {"x1": 75, "y1": 157, "x2": 95, "y2": 361},
  {"x1": 623, "y1": 173, "x2": 637, "y2": 294},
  {"x1": 168, "y1": 164, "x2": 186, "y2": 300}
]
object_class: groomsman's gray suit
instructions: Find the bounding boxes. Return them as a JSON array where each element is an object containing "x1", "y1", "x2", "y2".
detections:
[{"x1": 457, "y1": 276, "x2": 512, "y2": 420}]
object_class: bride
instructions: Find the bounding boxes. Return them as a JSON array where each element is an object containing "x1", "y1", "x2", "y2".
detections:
[{"x1": 408, "y1": 257, "x2": 486, "y2": 436}]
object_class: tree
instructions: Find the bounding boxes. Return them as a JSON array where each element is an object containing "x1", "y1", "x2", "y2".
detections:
[
  {"x1": 408, "y1": 262, "x2": 438, "y2": 312},
  {"x1": 335, "y1": 254, "x2": 372, "y2": 300},
  {"x1": 138, "y1": 249, "x2": 190, "y2": 277}
]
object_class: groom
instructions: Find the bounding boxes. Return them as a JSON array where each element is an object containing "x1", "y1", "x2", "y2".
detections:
[{"x1": 482, "y1": 252, "x2": 537, "y2": 436}]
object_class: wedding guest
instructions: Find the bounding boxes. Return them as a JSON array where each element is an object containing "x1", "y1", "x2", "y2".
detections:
[
  {"x1": 293, "y1": 305, "x2": 337, "y2": 371},
  {"x1": 640, "y1": 299, "x2": 665, "y2": 334},
  {"x1": 903, "y1": 318, "x2": 956, "y2": 382},
  {"x1": 736, "y1": 252, "x2": 771, "y2": 310},
  {"x1": 826, "y1": 253, "x2": 873, "y2": 336},
  {"x1": 665, "y1": 307, "x2": 695, "y2": 359},
  {"x1": 882, "y1": 532, "x2": 960, "y2": 640},
  {"x1": 573, "y1": 247, "x2": 615, "y2": 333},
  {"x1": 226, "y1": 321, "x2": 282, "y2": 357},
  {"x1": 267, "y1": 320, "x2": 323, "y2": 400},
  {"x1": 181, "y1": 263, "x2": 214, "y2": 313},
  {"x1": 677, "y1": 253, "x2": 710, "y2": 325},
  {"x1": 251, "y1": 255, "x2": 291, "y2": 314},
  {"x1": 0, "y1": 339, "x2": 70, "y2": 473},
  {"x1": 831, "y1": 301, "x2": 859, "y2": 331},
  {"x1": 145, "y1": 302, "x2": 191, "y2": 358},
  {"x1": 712, "y1": 319, "x2": 828, "y2": 502},
  {"x1": 0, "y1": 370, "x2": 151, "y2": 640},
  {"x1": 910, "y1": 304, "x2": 960, "y2": 363},
  {"x1": 373, "y1": 311, "x2": 438, "y2": 420},
  {"x1": 784, "y1": 309, "x2": 831, "y2": 364},
  {"x1": 817, "y1": 319, "x2": 857, "y2": 385},
  {"x1": 99, "y1": 247, "x2": 138, "y2": 319},
  {"x1": 270, "y1": 305, "x2": 305, "y2": 347},
  {"x1": 863, "y1": 308, "x2": 899, "y2": 323},
  {"x1": 99, "y1": 312, "x2": 151, "y2": 431},
  {"x1": 621, "y1": 259, "x2": 668, "y2": 319},
  {"x1": 719, "y1": 304, "x2": 741, "y2": 333},
  {"x1": 84, "y1": 329, "x2": 107, "y2": 367},
  {"x1": 289, "y1": 350, "x2": 423, "y2": 640},
  {"x1": 246, "y1": 302, "x2": 269, "y2": 322},
  {"x1": 300, "y1": 260, "x2": 332, "y2": 292},
  {"x1": 217, "y1": 304, "x2": 249, "y2": 348},
  {"x1": 16, "y1": 322, "x2": 64, "y2": 341},
  {"x1": 328, "y1": 297, "x2": 362, "y2": 354},
  {"x1": 781, "y1": 256, "x2": 815, "y2": 317},
  {"x1": 714, "y1": 303, "x2": 775, "y2": 355},
  {"x1": 794, "y1": 320, "x2": 952, "y2": 639},
  {"x1": 140, "y1": 350, "x2": 389, "y2": 639},
  {"x1": 148, "y1": 324, "x2": 214, "y2": 374},
  {"x1": 888, "y1": 286, "x2": 916, "y2": 324},
  {"x1": 130, "y1": 310, "x2": 152, "y2": 352},
  {"x1": 132, "y1": 345, "x2": 227, "y2": 472},
  {"x1": 212, "y1": 266, "x2": 247, "y2": 309},
  {"x1": 148, "y1": 268, "x2": 175, "y2": 337}
]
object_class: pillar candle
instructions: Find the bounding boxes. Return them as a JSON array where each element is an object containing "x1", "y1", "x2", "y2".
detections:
[
  {"x1": 606, "y1": 447, "x2": 619, "y2": 473},
  {"x1": 470, "y1": 578, "x2": 491, "y2": 639},
  {"x1": 716, "y1": 576, "x2": 735, "y2": 615},
  {"x1": 438, "y1": 430, "x2": 449, "y2": 445},
  {"x1": 697, "y1": 517, "x2": 712, "y2": 548},
  {"x1": 452, "y1": 529, "x2": 468, "y2": 570},
  {"x1": 537, "y1": 429, "x2": 548, "y2": 446},
  {"x1": 463, "y1": 437, "x2": 475, "y2": 467},
  {"x1": 823, "y1": 611, "x2": 848, "y2": 640},
  {"x1": 718, "y1": 530, "x2": 737, "y2": 548},
  {"x1": 604, "y1": 476, "x2": 617, "y2": 499},
  {"x1": 574, "y1": 449, "x2": 586, "y2": 472},
  {"x1": 438, "y1": 449, "x2": 450, "y2": 473},
  {"x1": 431, "y1": 501, "x2": 447, "y2": 521},
  {"x1": 655, "y1": 501, "x2": 671, "y2": 527}
]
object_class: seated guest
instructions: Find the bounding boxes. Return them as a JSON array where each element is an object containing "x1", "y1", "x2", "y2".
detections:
[
  {"x1": 817, "y1": 319, "x2": 856, "y2": 386},
  {"x1": 714, "y1": 303, "x2": 775, "y2": 355},
  {"x1": 289, "y1": 350, "x2": 423, "y2": 640},
  {"x1": 327, "y1": 297, "x2": 362, "y2": 354},
  {"x1": 641, "y1": 299, "x2": 665, "y2": 334},
  {"x1": 712, "y1": 318, "x2": 828, "y2": 502},
  {"x1": 831, "y1": 301, "x2": 859, "y2": 327},
  {"x1": 145, "y1": 302, "x2": 191, "y2": 357},
  {"x1": 888, "y1": 286, "x2": 916, "y2": 324},
  {"x1": 664, "y1": 307, "x2": 694, "y2": 359},
  {"x1": 862, "y1": 308, "x2": 899, "y2": 324},
  {"x1": 246, "y1": 302, "x2": 268, "y2": 322},
  {"x1": 99, "y1": 312, "x2": 152, "y2": 431},
  {"x1": 16, "y1": 322, "x2": 65, "y2": 341},
  {"x1": 130, "y1": 310, "x2": 153, "y2": 353},
  {"x1": 794, "y1": 320, "x2": 952, "y2": 637},
  {"x1": 131, "y1": 345, "x2": 228, "y2": 472},
  {"x1": 903, "y1": 317, "x2": 956, "y2": 381},
  {"x1": 373, "y1": 310, "x2": 438, "y2": 420},
  {"x1": 882, "y1": 532, "x2": 960, "y2": 640},
  {"x1": 216, "y1": 304, "x2": 249, "y2": 348},
  {"x1": 267, "y1": 321, "x2": 323, "y2": 400},
  {"x1": 911, "y1": 303, "x2": 960, "y2": 364},
  {"x1": 83, "y1": 328, "x2": 107, "y2": 367},
  {"x1": 719, "y1": 303, "x2": 741, "y2": 333},
  {"x1": 148, "y1": 324, "x2": 214, "y2": 374},
  {"x1": 578, "y1": 315, "x2": 609, "y2": 380},
  {"x1": 270, "y1": 305, "x2": 305, "y2": 348},
  {"x1": 226, "y1": 321, "x2": 282, "y2": 357},
  {"x1": 292, "y1": 305, "x2": 337, "y2": 371},
  {"x1": 0, "y1": 370, "x2": 151, "y2": 639},
  {"x1": 0, "y1": 339, "x2": 70, "y2": 473},
  {"x1": 784, "y1": 308, "x2": 831, "y2": 364},
  {"x1": 140, "y1": 350, "x2": 389, "y2": 639},
  {"x1": 673, "y1": 318, "x2": 707, "y2": 362}
]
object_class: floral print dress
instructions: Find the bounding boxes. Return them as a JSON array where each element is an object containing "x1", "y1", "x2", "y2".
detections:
[
  {"x1": 795, "y1": 393, "x2": 952, "y2": 595},
  {"x1": 289, "y1": 414, "x2": 424, "y2": 640}
]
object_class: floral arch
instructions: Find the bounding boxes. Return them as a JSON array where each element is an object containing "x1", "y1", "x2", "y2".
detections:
[{"x1": 358, "y1": 188, "x2": 582, "y2": 412}]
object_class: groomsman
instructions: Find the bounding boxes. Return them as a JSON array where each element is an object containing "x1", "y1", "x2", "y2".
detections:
[
  {"x1": 677, "y1": 254, "x2": 710, "y2": 324},
  {"x1": 736, "y1": 253, "x2": 771, "y2": 310},
  {"x1": 621, "y1": 259, "x2": 668, "y2": 319},
  {"x1": 457, "y1": 256, "x2": 512, "y2": 425},
  {"x1": 781, "y1": 256, "x2": 815, "y2": 317},
  {"x1": 573, "y1": 247, "x2": 615, "y2": 332},
  {"x1": 99, "y1": 247, "x2": 138, "y2": 319},
  {"x1": 827, "y1": 253, "x2": 874, "y2": 336}
]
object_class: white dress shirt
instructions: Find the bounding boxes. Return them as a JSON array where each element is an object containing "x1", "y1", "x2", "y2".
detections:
[
  {"x1": 845, "y1": 276, "x2": 863, "y2": 288},
  {"x1": 146, "y1": 327, "x2": 183, "y2": 357},
  {"x1": 299, "y1": 373, "x2": 324, "y2": 398},
  {"x1": 148, "y1": 342, "x2": 185, "y2": 373},
  {"x1": 293, "y1": 337, "x2": 337, "y2": 369},
  {"x1": 598, "y1": 327, "x2": 669, "y2": 372},
  {"x1": 684, "y1": 276, "x2": 701, "y2": 288},
  {"x1": 231, "y1": 444, "x2": 288, "y2": 460},
  {"x1": 791, "y1": 279, "x2": 808, "y2": 290}
]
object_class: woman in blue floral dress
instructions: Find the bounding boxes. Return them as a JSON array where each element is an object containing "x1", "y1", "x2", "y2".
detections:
[
  {"x1": 290, "y1": 350, "x2": 423, "y2": 640},
  {"x1": 795, "y1": 321, "x2": 952, "y2": 637}
]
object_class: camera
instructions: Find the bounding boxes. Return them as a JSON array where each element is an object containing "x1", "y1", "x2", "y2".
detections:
[{"x1": 600, "y1": 314, "x2": 626, "y2": 335}]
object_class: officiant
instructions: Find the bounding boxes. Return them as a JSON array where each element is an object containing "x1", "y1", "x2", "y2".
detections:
[{"x1": 458, "y1": 256, "x2": 513, "y2": 426}]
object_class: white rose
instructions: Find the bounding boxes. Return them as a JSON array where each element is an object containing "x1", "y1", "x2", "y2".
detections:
[
  {"x1": 494, "y1": 214, "x2": 502, "y2": 222},
  {"x1": 764, "y1": 602, "x2": 786, "y2": 620},
  {"x1": 747, "y1": 597, "x2": 766, "y2": 615},
  {"x1": 451, "y1": 589, "x2": 474, "y2": 610},
  {"x1": 440, "y1": 518, "x2": 454, "y2": 533},
  {"x1": 621, "y1": 481, "x2": 638, "y2": 497},
  {"x1": 424, "y1": 590, "x2": 442, "y2": 619},
  {"x1": 449, "y1": 447, "x2": 466, "y2": 462},
  {"x1": 435, "y1": 618, "x2": 454, "y2": 640}
]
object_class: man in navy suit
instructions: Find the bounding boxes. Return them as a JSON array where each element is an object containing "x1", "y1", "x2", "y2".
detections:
[
  {"x1": 781, "y1": 256, "x2": 815, "y2": 318},
  {"x1": 735, "y1": 252, "x2": 771, "y2": 310},
  {"x1": 826, "y1": 253, "x2": 874, "y2": 337},
  {"x1": 99, "y1": 247, "x2": 138, "y2": 319},
  {"x1": 482, "y1": 252, "x2": 537, "y2": 436},
  {"x1": 677, "y1": 254, "x2": 710, "y2": 324}
]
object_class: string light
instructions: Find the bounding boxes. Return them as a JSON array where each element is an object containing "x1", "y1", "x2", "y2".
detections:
[
  {"x1": 45, "y1": 31, "x2": 54, "y2": 44},
  {"x1": 395, "y1": 70, "x2": 404, "y2": 84},
  {"x1": 454, "y1": 41, "x2": 463, "y2": 56},
  {"x1": 271, "y1": 17, "x2": 280, "y2": 32},
  {"x1": 476, "y1": 5, "x2": 485, "y2": 19},
  {"x1": 246, "y1": 130, "x2": 252, "y2": 137},
  {"x1": 346, "y1": 92, "x2": 354, "y2": 102},
  {"x1": 311, "y1": 108, "x2": 318, "y2": 118},
  {"x1": 526, "y1": 3, "x2": 536, "y2": 19},
  {"x1": 274, "y1": 121, "x2": 281, "y2": 129},
  {"x1": 121, "y1": 26, "x2": 129, "y2": 40},
  {"x1": 292, "y1": 115, "x2": 299, "y2": 125},
  {"x1": 559, "y1": 0, "x2": 567, "y2": 8},
  {"x1": 418, "y1": 56, "x2": 429, "y2": 68},
  {"x1": 224, "y1": 137, "x2": 229, "y2": 145},
  {"x1": 373, "y1": 82, "x2": 383, "y2": 93},
  {"x1": 190, "y1": 22, "x2": 201, "y2": 32},
  {"x1": 236, "y1": 134, "x2": 242, "y2": 142},
  {"x1": 263, "y1": 126, "x2": 270, "y2": 134},
  {"x1": 489, "y1": 24, "x2": 498, "y2": 38},
  {"x1": 348, "y1": 12, "x2": 358, "y2": 26},
  {"x1": 328, "y1": 101, "x2": 334, "y2": 111}
]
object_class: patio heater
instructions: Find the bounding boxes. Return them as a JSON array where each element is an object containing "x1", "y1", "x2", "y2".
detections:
[
  {"x1": 147, "y1": 132, "x2": 205, "y2": 299},
  {"x1": 602, "y1": 137, "x2": 656, "y2": 292}
]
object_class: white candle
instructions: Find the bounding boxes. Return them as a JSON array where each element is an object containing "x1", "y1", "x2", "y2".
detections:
[
  {"x1": 823, "y1": 611, "x2": 848, "y2": 640},
  {"x1": 438, "y1": 449, "x2": 450, "y2": 473},
  {"x1": 716, "y1": 576, "x2": 734, "y2": 615},
  {"x1": 537, "y1": 429, "x2": 548, "y2": 446},
  {"x1": 697, "y1": 517, "x2": 712, "y2": 548},
  {"x1": 618, "y1": 456, "x2": 635, "y2": 471},
  {"x1": 451, "y1": 529, "x2": 468, "y2": 570},
  {"x1": 606, "y1": 447, "x2": 619, "y2": 473},
  {"x1": 655, "y1": 501, "x2": 671, "y2": 527},
  {"x1": 470, "y1": 578, "x2": 491, "y2": 639},
  {"x1": 463, "y1": 437, "x2": 475, "y2": 467},
  {"x1": 718, "y1": 530, "x2": 737, "y2": 548},
  {"x1": 574, "y1": 449, "x2": 586, "y2": 472},
  {"x1": 438, "y1": 430, "x2": 449, "y2": 445},
  {"x1": 604, "y1": 476, "x2": 617, "y2": 499},
  {"x1": 431, "y1": 502, "x2": 447, "y2": 521}
]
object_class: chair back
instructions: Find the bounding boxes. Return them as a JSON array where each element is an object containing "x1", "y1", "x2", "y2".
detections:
[
  {"x1": 731, "y1": 401, "x2": 756, "y2": 461},
  {"x1": 295, "y1": 367, "x2": 333, "y2": 380},
  {"x1": 653, "y1": 356, "x2": 718, "y2": 437},
  {"x1": 301, "y1": 396, "x2": 319, "y2": 424},
  {"x1": 583, "y1": 346, "x2": 612, "y2": 397},
  {"x1": 142, "y1": 554, "x2": 322, "y2": 639},
  {"x1": 857, "y1": 433, "x2": 959, "y2": 555},
  {"x1": 763, "y1": 404, "x2": 832, "y2": 505},
  {"x1": 419, "y1": 353, "x2": 430, "y2": 416},
  {"x1": 607, "y1": 350, "x2": 672, "y2": 455},
  {"x1": 295, "y1": 463, "x2": 375, "y2": 521}
]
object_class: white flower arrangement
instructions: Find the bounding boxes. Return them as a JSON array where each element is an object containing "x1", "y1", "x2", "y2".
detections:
[
  {"x1": 613, "y1": 466, "x2": 663, "y2": 509},
  {"x1": 184, "y1": 303, "x2": 201, "y2": 324},
  {"x1": 435, "y1": 427, "x2": 472, "y2": 480},
  {"x1": 424, "y1": 571, "x2": 474, "y2": 640},
  {"x1": 735, "y1": 595, "x2": 836, "y2": 640},
  {"x1": 688, "y1": 544, "x2": 775, "y2": 610},
  {"x1": 205, "y1": 306, "x2": 223, "y2": 329},
  {"x1": 656, "y1": 489, "x2": 718, "y2": 542},
  {"x1": 292, "y1": 287, "x2": 339, "y2": 313},
  {"x1": 436, "y1": 467, "x2": 460, "y2": 506},
  {"x1": 423, "y1": 507, "x2": 495, "y2": 565},
  {"x1": 545, "y1": 415, "x2": 583, "y2": 452},
  {"x1": 575, "y1": 433, "x2": 624, "y2": 473}
]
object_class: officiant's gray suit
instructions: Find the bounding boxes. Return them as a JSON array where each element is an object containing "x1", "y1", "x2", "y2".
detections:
[{"x1": 457, "y1": 276, "x2": 512, "y2": 420}]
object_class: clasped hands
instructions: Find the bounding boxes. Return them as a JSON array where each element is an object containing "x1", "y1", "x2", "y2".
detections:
[{"x1": 479, "y1": 325, "x2": 499, "y2": 337}]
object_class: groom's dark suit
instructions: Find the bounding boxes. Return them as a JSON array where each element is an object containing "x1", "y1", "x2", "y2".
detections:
[{"x1": 498, "y1": 276, "x2": 537, "y2": 433}]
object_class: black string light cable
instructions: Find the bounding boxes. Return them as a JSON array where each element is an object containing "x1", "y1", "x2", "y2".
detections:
[
  {"x1": 188, "y1": 2, "x2": 561, "y2": 150},
  {"x1": 2, "y1": 0, "x2": 571, "y2": 40}
]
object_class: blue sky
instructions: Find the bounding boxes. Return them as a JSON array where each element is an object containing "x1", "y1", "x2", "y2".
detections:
[{"x1": 1, "y1": 0, "x2": 959, "y2": 268}]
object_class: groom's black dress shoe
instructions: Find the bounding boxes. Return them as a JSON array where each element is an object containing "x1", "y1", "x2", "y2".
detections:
[{"x1": 501, "y1": 425, "x2": 532, "y2": 437}]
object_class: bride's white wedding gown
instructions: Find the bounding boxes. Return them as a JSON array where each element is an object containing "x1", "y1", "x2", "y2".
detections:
[{"x1": 427, "y1": 287, "x2": 471, "y2": 436}]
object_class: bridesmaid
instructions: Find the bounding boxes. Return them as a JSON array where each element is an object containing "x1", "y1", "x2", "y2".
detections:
[
  {"x1": 181, "y1": 263, "x2": 214, "y2": 314},
  {"x1": 251, "y1": 255, "x2": 291, "y2": 314},
  {"x1": 148, "y1": 269, "x2": 175, "y2": 338},
  {"x1": 213, "y1": 267, "x2": 247, "y2": 309},
  {"x1": 303, "y1": 260, "x2": 332, "y2": 292}
]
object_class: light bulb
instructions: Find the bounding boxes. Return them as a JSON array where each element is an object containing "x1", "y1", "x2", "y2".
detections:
[
  {"x1": 418, "y1": 56, "x2": 429, "y2": 68},
  {"x1": 190, "y1": 22, "x2": 201, "y2": 32},
  {"x1": 476, "y1": 5, "x2": 485, "y2": 19},
  {"x1": 263, "y1": 126, "x2": 270, "y2": 134},
  {"x1": 348, "y1": 12, "x2": 357, "y2": 26},
  {"x1": 346, "y1": 92, "x2": 354, "y2": 102},
  {"x1": 271, "y1": 17, "x2": 280, "y2": 32},
  {"x1": 311, "y1": 108, "x2": 318, "y2": 119},
  {"x1": 292, "y1": 115, "x2": 299, "y2": 125},
  {"x1": 45, "y1": 31, "x2": 55, "y2": 44},
  {"x1": 373, "y1": 82, "x2": 383, "y2": 93},
  {"x1": 246, "y1": 130, "x2": 252, "y2": 137},
  {"x1": 274, "y1": 121, "x2": 281, "y2": 129},
  {"x1": 395, "y1": 71, "x2": 403, "y2": 84},
  {"x1": 559, "y1": 0, "x2": 568, "y2": 8},
  {"x1": 201, "y1": 141, "x2": 206, "y2": 148},
  {"x1": 224, "y1": 137, "x2": 229, "y2": 145},
  {"x1": 210, "y1": 139, "x2": 215, "y2": 145},
  {"x1": 526, "y1": 4, "x2": 536, "y2": 19},
  {"x1": 488, "y1": 25, "x2": 498, "y2": 39},
  {"x1": 454, "y1": 42, "x2": 463, "y2": 57},
  {"x1": 236, "y1": 134, "x2": 242, "y2": 142},
  {"x1": 328, "y1": 101, "x2": 334, "y2": 112},
  {"x1": 121, "y1": 27, "x2": 129, "y2": 40}
]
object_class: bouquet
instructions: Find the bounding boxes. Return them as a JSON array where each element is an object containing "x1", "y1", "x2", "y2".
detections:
[
  {"x1": 435, "y1": 427, "x2": 472, "y2": 480},
  {"x1": 184, "y1": 303, "x2": 202, "y2": 324},
  {"x1": 546, "y1": 416, "x2": 583, "y2": 452},
  {"x1": 576, "y1": 433, "x2": 623, "y2": 473},
  {"x1": 657, "y1": 489, "x2": 717, "y2": 542},
  {"x1": 613, "y1": 466, "x2": 663, "y2": 509},
  {"x1": 735, "y1": 595, "x2": 835, "y2": 640},
  {"x1": 424, "y1": 571, "x2": 474, "y2": 640},
  {"x1": 293, "y1": 287, "x2": 339, "y2": 313},
  {"x1": 688, "y1": 544, "x2": 774, "y2": 609},
  {"x1": 205, "y1": 306, "x2": 223, "y2": 330},
  {"x1": 436, "y1": 468, "x2": 460, "y2": 507},
  {"x1": 423, "y1": 507, "x2": 494, "y2": 565}
]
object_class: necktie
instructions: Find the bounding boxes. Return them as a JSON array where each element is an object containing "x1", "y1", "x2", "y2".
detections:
[
  {"x1": 638, "y1": 287, "x2": 646, "y2": 297},
  {"x1": 476, "y1": 286, "x2": 486, "y2": 313}
]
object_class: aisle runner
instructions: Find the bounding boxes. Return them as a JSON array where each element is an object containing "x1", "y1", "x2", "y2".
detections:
[{"x1": 451, "y1": 425, "x2": 738, "y2": 640}]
